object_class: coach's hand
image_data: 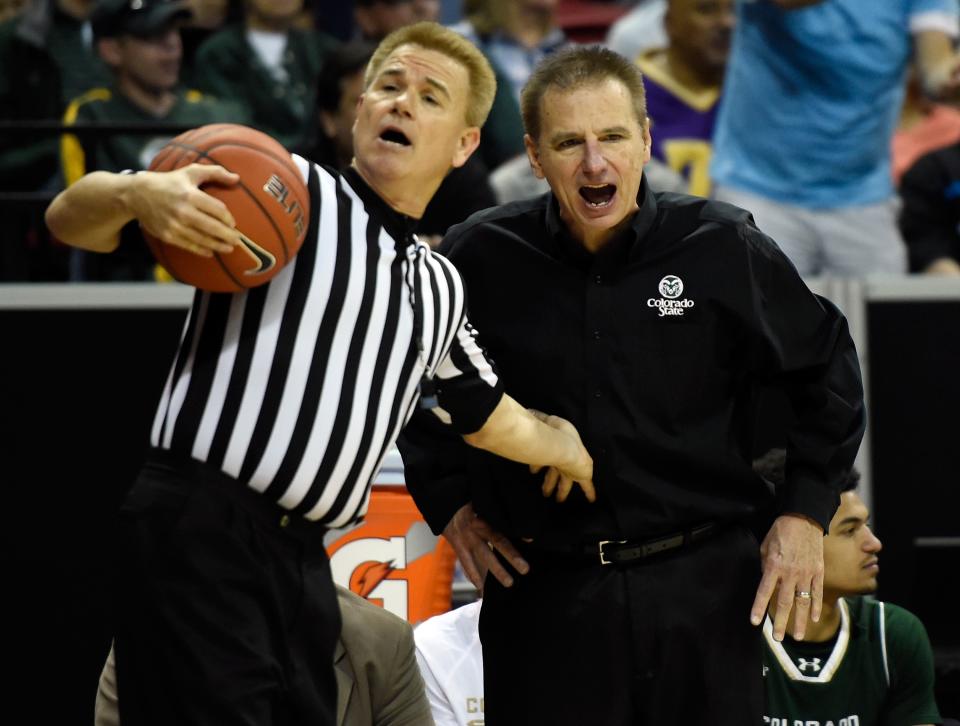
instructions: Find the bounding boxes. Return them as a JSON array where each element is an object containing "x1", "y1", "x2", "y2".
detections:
[
  {"x1": 750, "y1": 514, "x2": 824, "y2": 641},
  {"x1": 442, "y1": 503, "x2": 528, "y2": 593},
  {"x1": 128, "y1": 165, "x2": 241, "y2": 257}
]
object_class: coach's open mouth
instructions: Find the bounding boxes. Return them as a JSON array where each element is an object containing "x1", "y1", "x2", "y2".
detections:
[
  {"x1": 380, "y1": 128, "x2": 411, "y2": 147},
  {"x1": 579, "y1": 184, "x2": 616, "y2": 208}
]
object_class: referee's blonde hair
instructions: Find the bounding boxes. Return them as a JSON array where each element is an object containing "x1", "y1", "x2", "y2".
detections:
[
  {"x1": 521, "y1": 45, "x2": 649, "y2": 142},
  {"x1": 365, "y1": 22, "x2": 497, "y2": 129}
]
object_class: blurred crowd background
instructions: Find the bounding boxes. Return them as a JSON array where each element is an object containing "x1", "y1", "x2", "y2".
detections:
[{"x1": 3, "y1": 0, "x2": 960, "y2": 283}]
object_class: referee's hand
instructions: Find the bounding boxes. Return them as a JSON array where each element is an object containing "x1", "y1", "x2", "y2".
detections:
[
  {"x1": 130, "y1": 165, "x2": 242, "y2": 257},
  {"x1": 527, "y1": 411, "x2": 596, "y2": 503}
]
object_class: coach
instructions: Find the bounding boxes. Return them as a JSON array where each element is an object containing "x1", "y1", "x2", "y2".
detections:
[
  {"x1": 45, "y1": 22, "x2": 593, "y2": 726},
  {"x1": 399, "y1": 46, "x2": 866, "y2": 726}
]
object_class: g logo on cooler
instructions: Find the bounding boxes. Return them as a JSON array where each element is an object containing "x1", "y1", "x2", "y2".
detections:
[
  {"x1": 659, "y1": 275, "x2": 683, "y2": 299},
  {"x1": 330, "y1": 536, "x2": 409, "y2": 619}
]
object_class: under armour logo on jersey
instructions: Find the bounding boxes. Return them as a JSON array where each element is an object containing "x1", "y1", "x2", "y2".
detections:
[{"x1": 796, "y1": 657, "x2": 822, "y2": 673}]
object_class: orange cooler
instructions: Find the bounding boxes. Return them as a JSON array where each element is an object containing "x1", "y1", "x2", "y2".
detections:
[{"x1": 325, "y1": 455, "x2": 456, "y2": 624}]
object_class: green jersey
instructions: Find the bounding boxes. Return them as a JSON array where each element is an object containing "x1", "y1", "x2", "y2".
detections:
[
  {"x1": 61, "y1": 86, "x2": 246, "y2": 184},
  {"x1": 60, "y1": 86, "x2": 245, "y2": 280},
  {"x1": 763, "y1": 597, "x2": 941, "y2": 726},
  {"x1": 192, "y1": 24, "x2": 337, "y2": 151},
  {"x1": 0, "y1": 5, "x2": 109, "y2": 190}
]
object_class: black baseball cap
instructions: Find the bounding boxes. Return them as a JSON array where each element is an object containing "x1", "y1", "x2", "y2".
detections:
[{"x1": 91, "y1": 0, "x2": 192, "y2": 39}]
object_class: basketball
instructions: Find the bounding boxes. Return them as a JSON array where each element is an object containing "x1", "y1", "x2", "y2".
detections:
[{"x1": 145, "y1": 123, "x2": 310, "y2": 293}]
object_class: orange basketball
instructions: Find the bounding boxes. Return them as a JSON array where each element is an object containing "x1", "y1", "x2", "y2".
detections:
[{"x1": 146, "y1": 123, "x2": 310, "y2": 293}]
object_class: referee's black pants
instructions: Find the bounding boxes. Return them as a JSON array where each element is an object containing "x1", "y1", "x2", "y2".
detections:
[
  {"x1": 113, "y1": 453, "x2": 340, "y2": 726},
  {"x1": 480, "y1": 525, "x2": 763, "y2": 726}
]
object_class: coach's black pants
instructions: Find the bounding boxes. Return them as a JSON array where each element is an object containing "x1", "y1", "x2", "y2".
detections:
[
  {"x1": 114, "y1": 453, "x2": 340, "y2": 726},
  {"x1": 480, "y1": 526, "x2": 763, "y2": 726}
]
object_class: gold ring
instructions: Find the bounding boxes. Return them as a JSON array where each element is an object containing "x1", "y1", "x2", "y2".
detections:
[{"x1": 796, "y1": 590, "x2": 812, "y2": 599}]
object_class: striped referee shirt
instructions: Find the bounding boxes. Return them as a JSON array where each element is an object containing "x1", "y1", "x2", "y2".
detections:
[{"x1": 150, "y1": 156, "x2": 503, "y2": 527}]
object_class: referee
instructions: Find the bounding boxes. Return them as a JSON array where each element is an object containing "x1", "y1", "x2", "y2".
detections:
[{"x1": 45, "y1": 22, "x2": 592, "y2": 726}]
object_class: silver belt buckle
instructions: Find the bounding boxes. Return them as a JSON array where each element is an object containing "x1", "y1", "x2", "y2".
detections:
[{"x1": 599, "y1": 539, "x2": 627, "y2": 565}]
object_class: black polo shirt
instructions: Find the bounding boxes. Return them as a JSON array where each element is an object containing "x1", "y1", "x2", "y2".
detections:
[{"x1": 399, "y1": 177, "x2": 865, "y2": 544}]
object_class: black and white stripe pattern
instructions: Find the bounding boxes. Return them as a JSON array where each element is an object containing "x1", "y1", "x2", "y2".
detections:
[{"x1": 150, "y1": 156, "x2": 499, "y2": 526}]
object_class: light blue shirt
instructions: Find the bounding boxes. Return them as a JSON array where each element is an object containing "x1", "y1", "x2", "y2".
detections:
[
  {"x1": 449, "y1": 20, "x2": 567, "y2": 106},
  {"x1": 711, "y1": 0, "x2": 958, "y2": 208}
]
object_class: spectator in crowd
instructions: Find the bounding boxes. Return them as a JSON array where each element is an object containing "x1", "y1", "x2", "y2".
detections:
[
  {"x1": 178, "y1": 0, "x2": 232, "y2": 85},
  {"x1": 452, "y1": 0, "x2": 566, "y2": 106},
  {"x1": 96, "y1": 585, "x2": 435, "y2": 726},
  {"x1": 354, "y1": 0, "x2": 416, "y2": 42},
  {"x1": 451, "y1": 0, "x2": 566, "y2": 174},
  {"x1": 310, "y1": 0, "x2": 353, "y2": 41},
  {"x1": 469, "y1": 55, "x2": 527, "y2": 173},
  {"x1": 899, "y1": 141, "x2": 960, "y2": 276},
  {"x1": 0, "y1": 0, "x2": 28, "y2": 23},
  {"x1": 414, "y1": 600, "x2": 483, "y2": 726},
  {"x1": 754, "y1": 449, "x2": 942, "y2": 726},
  {"x1": 893, "y1": 66, "x2": 960, "y2": 186},
  {"x1": 0, "y1": 0, "x2": 111, "y2": 280},
  {"x1": 399, "y1": 45, "x2": 864, "y2": 726},
  {"x1": 302, "y1": 40, "x2": 378, "y2": 168},
  {"x1": 60, "y1": 0, "x2": 246, "y2": 281},
  {"x1": 635, "y1": 0, "x2": 733, "y2": 196},
  {"x1": 183, "y1": 0, "x2": 229, "y2": 30},
  {"x1": 486, "y1": 151, "x2": 550, "y2": 202},
  {"x1": 711, "y1": 0, "x2": 960, "y2": 277},
  {"x1": 302, "y1": 38, "x2": 497, "y2": 243},
  {"x1": 193, "y1": 0, "x2": 338, "y2": 151},
  {"x1": 412, "y1": 0, "x2": 440, "y2": 23},
  {"x1": 604, "y1": 0, "x2": 666, "y2": 64},
  {"x1": 0, "y1": 0, "x2": 109, "y2": 191}
]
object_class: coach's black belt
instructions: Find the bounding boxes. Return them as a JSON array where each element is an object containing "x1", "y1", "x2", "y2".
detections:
[{"x1": 530, "y1": 522, "x2": 720, "y2": 566}]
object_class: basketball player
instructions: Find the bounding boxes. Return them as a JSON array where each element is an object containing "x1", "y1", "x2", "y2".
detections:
[
  {"x1": 754, "y1": 449, "x2": 942, "y2": 726},
  {"x1": 45, "y1": 21, "x2": 592, "y2": 726},
  {"x1": 414, "y1": 600, "x2": 484, "y2": 726}
]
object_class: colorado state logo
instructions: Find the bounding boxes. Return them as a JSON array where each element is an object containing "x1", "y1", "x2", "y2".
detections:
[
  {"x1": 648, "y1": 274, "x2": 695, "y2": 317},
  {"x1": 659, "y1": 275, "x2": 683, "y2": 299}
]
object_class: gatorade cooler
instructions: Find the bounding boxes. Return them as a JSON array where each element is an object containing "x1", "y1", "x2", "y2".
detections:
[{"x1": 325, "y1": 447, "x2": 456, "y2": 624}]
